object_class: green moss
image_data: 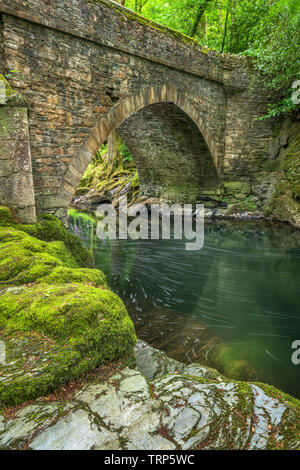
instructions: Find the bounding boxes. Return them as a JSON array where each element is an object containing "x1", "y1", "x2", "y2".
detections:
[
  {"x1": 223, "y1": 181, "x2": 251, "y2": 199},
  {"x1": 160, "y1": 183, "x2": 199, "y2": 203},
  {"x1": 75, "y1": 187, "x2": 90, "y2": 196},
  {"x1": 91, "y1": 0, "x2": 202, "y2": 48},
  {"x1": 0, "y1": 228, "x2": 78, "y2": 285},
  {"x1": 263, "y1": 178, "x2": 300, "y2": 224},
  {"x1": 0, "y1": 276, "x2": 136, "y2": 404},
  {"x1": 284, "y1": 131, "x2": 300, "y2": 200},
  {"x1": 46, "y1": 241, "x2": 78, "y2": 268},
  {"x1": 40, "y1": 266, "x2": 107, "y2": 287},
  {"x1": 0, "y1": 74, "x2": 27, "y2": 108},
  {"x1": 0, "y1": 210, "x2": 137, "y2": 406},
  {"x1": 0, "y1": 283, "x2": 135, "y2": 349},
  {"x1": 0, "y1": 282, "x2": 136, "y2": 405},
  {"x1": 0, "y1": 74, "x2": 15, "y2": 99},
  {"x1": 0, "y1": 329, "x2": 135, "y2": 407},
  {"x1": 0, "y1": 210, "x2": 93, "y2": 268},
  {"x1": 0, "y1": 206, "x2": 14, "y2": 224}
]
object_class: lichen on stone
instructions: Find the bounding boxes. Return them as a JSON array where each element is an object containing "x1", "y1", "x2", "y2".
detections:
[
  {"x1": 284, "y1": 130, "x2": 300, "y2": 200},
  {"x1": 0, "y1": 75, "x2": 27, "y2": 108}
]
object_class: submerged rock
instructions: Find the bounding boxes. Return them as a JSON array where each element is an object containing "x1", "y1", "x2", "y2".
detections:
[{"x1": 0, "y1": 341, "x2": 299, "y2": 450}]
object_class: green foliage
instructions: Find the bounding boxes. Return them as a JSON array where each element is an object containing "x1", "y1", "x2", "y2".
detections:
[
  {"x1": 120, "y1": 141, "x2": 133, "y2": 163},
  {"x1": 248, "y1": 0, "x2": 300, "y2": 117},
  {"x1": 78, "y1": 137, "x2": 139, "y2": 203},
  {"x1": 124, "y1": 0, "x2": 300, "y2": 118}
]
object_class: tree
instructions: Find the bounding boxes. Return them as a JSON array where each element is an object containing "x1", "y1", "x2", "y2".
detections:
[{"x1": 190, "y1": 0, "x2": 213, "y2": 37}]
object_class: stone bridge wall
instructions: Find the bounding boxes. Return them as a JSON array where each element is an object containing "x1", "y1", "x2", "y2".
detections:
[{"x1": 0, "y1": 0, "x2": 274, "y2": 221}]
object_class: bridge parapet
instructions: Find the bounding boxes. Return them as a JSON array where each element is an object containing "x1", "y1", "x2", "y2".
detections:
[
  {"x1": 0, "y1": 0, "x2": 250, "y2": 89},
  {"x1": 0, "y1": 0, "x2": 275, "y2": 221}
]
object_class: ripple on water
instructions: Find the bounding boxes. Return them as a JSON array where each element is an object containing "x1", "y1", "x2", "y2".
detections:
[{"x1": 69, "y1": 214, "x2": 300, "y2": 399}]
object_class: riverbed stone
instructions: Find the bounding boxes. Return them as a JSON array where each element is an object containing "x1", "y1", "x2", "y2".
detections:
[
  {"x1": 30, "y1": 409, "x2": 107, "y2": 450},
  {"x1": 135, "y1": 339, "x2": 184, "y2": 380},
  {"x1": 0, "y1": 342, "x2": 299, "y2": 450},
  {"x1": 119, "y1": 372, "x2": 149, "y2": 397},
  {"x1": 0, "y1": 403, "x2": 62, "y2": 449},
  {"x1": 249, "y1": 385, "x2": 287, "y2": 450}
]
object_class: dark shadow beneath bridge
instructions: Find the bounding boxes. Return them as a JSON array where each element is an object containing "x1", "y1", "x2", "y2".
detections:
[{"x1": 116, "y1": 102, "x2": 218, "y2": 201}]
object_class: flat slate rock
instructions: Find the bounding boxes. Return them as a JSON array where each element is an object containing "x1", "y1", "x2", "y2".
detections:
[
  {"x1": 0, "y1": 341, "x2": 299, "y2": 450},
  {"x1": 0, "y1": 331, "x2": 65, "y2": 389}
]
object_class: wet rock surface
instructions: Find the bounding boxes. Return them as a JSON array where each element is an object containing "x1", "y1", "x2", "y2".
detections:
[{"x1": 0, "y1": 340, "x2": 299, "y2": 450}]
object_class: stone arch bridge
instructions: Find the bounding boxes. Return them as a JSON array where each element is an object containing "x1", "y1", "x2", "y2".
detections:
[{"x1": 0, "y1": 0, "x2": 274, "y2": 222}]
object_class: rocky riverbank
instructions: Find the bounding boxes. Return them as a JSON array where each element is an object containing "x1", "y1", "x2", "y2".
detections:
[
  {"x1": 0, "y1": 206, "x2": 299, "y2": 450},
  {"x1": 0, "y1": 340, "x2": 299, "y2": 450}
]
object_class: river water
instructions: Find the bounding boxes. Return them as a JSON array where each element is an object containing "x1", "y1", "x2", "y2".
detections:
[{"x1": 68, "y1": 210, "x2": 300, "y2": 398}]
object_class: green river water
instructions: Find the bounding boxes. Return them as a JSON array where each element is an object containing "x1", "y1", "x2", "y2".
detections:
[{"x1": 69, "y1": 210, "x2": 300, "y2": 398}]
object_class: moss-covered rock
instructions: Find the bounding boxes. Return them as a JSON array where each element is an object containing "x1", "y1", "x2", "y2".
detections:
[
  {"x1": 0, "y1": 284, "x2": 136, "y2": 406},
  {"x1": 40, "y1": 266, "x2": 107, "y2": 287},
  {"x1": 223, "y1": 181, "x2": 251, "y2": 200},
  {"x1": 262, "y1": 178, "x2": 300, "y2": 228},
  {"x1": 0, "y1": 207, "x2": 14, "y2": 225},
  {"x1": 0, "y1": 341, "x2": 299, "y2": 450},
  {"x1": 0, "y1": 228, "x2": 77, "y2": 285},
  {"x1": 0, "y1": 74, "x2": 27, "y2": 108},
  {"x1": 0, "y1": 208, "x2": 137, "y2": 406},
  {"x1": 0, "y1": 209, "x2": 93, "y2": 268}
]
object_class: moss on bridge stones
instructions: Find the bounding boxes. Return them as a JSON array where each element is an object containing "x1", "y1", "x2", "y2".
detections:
[
  {"x1": 91, "y1": 0, "x2": 200, "y2": 48},
  {"x1": 0, "y1": 75, "x2": 27, "y2": 108},
  {"x1": 284, "y1": 129, "x2": 300, "y2": 200},
  {"x1": 0, "y1": 207, "x2": 137, "y2": 407}
]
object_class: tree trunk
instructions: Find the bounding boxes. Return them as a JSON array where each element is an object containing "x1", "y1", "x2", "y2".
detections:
[
  {"x1": 221, "y1": 0, "x2": 231, "y2": 53},
  {"x1": 190, "y1": 0, "x2": 211, "y2": 38},
  {"x1": 108, "y1": 131, "x2": 123, "y2": 165}
]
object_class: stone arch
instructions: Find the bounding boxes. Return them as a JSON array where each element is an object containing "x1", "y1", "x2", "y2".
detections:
[{"x1": 57, "y1": 84, "x2": 221, "y2": 218}]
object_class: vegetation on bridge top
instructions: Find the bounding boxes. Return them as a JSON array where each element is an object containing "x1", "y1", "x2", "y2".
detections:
[{"x1": 107, "y1": 0, "x2": 300, "y2": 118}]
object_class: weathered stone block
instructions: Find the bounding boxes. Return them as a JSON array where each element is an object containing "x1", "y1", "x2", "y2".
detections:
[{"x1": 0, "y1": 106, "x2": 36, "y2": 223}]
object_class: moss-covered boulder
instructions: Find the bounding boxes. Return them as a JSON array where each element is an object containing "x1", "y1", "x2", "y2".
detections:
[
  {"x1": 0, "y1": 228, "x2": 78, "y2": 285},
  {"x1": 0, "y1": 209, "x2": 93, "y2": 268},
  {"x1": 40, "y1": 266, "x2": 107, "y2": 287},
  {"x1": 0, "y1": 284, "x2": 136, "y2": 406},
  {"x1": 0, "y1": 207, "x2": 15, "y2": 225},
  {"x1": 0, "y1": 208, "x2": 137, "y2": 406}
]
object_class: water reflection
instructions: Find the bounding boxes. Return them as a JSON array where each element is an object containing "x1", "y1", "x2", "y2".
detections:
[{"x1": 69, "y1": 210, "x2": 300, "y2": 398}]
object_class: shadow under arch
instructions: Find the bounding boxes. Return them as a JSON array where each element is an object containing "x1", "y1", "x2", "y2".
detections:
[{"x1": 58, "y1": 84, "x2": 222, "y2": 217}]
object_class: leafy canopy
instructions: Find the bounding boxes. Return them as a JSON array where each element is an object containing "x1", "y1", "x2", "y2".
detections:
[{"x1": 121, "y1": 0, "x2": 300, "y2": 117}]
